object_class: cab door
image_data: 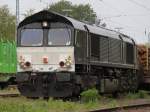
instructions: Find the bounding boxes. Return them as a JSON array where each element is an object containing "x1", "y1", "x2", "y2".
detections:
[{"x1": 75, "y1": 30, "x2": 87, "y2": 68}]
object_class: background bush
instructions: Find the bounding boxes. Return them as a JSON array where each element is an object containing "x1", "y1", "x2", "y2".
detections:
[{"x1": 80, "y1": 88, "x2": 100, "y2": 103}]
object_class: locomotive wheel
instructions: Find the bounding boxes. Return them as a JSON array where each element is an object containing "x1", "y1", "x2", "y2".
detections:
[
  {"x1": 73, "y1": 84, "x2": 81, "y2": 96},
  {"x1": 126, "y1": 71, "x2": 138, "y2": 92},
  {"x1": 119, "y1": 76, "x2": 130, "y2": 92},
  {"x1": 119, "y1": 71, "x2": 138, "y2": 92},
  {"x1": 129, "y1": 72, "x2": 138, "y2": 92}
]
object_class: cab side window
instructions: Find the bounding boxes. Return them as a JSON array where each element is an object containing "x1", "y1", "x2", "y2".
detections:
[
  {"x1": 76, "y1": 30, "x2": 87, "y2": 48},
  {"x1": 91, "y1": 34, "x2": 100, "y2": 58},
  {"x1": 75, "y1": 30, "x2": 87, "y2": 63}
]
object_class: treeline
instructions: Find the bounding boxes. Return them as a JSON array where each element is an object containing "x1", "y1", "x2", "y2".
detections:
[{"x1": 0, "y1": 5, "x2": 15, "y2": 41}]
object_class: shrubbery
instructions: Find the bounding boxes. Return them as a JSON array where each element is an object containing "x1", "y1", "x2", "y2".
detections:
[{"x1": 80, "y1": 88, "x2": 100, "y2": 103}]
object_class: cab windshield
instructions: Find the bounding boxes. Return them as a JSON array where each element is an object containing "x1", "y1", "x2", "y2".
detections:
[
  {"x1": 20, "y1": 23, "x2": 72, "y2": 46},
  {"x1": 48, "y1": 28, "x2": 71, "y2": 46},
  {"x1": 21, "y1": 29, "x2": 43, "y2": 46}
]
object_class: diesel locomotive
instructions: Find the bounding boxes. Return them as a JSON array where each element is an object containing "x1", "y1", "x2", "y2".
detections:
[{"x1": 16, "y1": 10, "x2": 139, "y2": 98}]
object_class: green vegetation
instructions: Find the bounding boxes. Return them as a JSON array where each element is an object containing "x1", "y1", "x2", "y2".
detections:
[
  {"x1": 0, "y1": 74, "x2": 12, "y2": 82},
  {"x1": 0, "y1": 5, "x2": 15, "y2": 41},
  {"x1": 80, "y1": 88, "x2": 100, "y2": 103},
  {"x1": 0, "y1": 97, "x2": 84, "y2": 112},
  {"x1": 0, "y1": 97, "x2": 113, "y2": 112},
  {"x1": 126, "y1": 90, "x2": 149, "y2": 99},
  {"x1": 0, "y1": 89, "x2": 150, "y2": 112},
  {"x1": 23, "y1": 9, "x2": 35, "y2": 18},
  {"x1": 48, "y1": 0, "x2": 96, "y2": 23}
]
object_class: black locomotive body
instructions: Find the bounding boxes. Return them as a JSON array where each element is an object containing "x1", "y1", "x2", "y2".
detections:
[{"x1": 16, "y1": 10, "x2": 139, "y2": 98}]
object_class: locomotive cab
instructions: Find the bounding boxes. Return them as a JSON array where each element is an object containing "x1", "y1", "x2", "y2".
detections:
[
  {"x1": 17, "y1": 11, "x2": 76, "y2": 97},
  {"x1": 17, "y1": 20, "x2": 75, "y2": 72}
]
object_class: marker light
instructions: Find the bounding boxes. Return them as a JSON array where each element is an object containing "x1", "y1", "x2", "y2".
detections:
[{"x1": 19, "y1": 62, "x2": 25, "y2": 68}]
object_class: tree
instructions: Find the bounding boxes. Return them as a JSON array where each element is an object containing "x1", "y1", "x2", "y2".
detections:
[
  {"x1": 23, "y1": 9, "x2": 35, "y2": 18},
  {"x1": 0, "y1": 5, "x2": 15, "y2": 41},
  {"x1": 48, "y1": 0, "x2": 96, "y2": 23}
]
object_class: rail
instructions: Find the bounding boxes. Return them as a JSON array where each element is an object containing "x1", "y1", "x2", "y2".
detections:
[
  {"x1": 0, "y1": 93, "x2": 20, "y2": 97},
  {"x1": 90, "y1": 102, "x2": 150, "y2": 112}
]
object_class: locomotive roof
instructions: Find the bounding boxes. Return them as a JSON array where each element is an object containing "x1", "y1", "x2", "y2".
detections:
[{"x1": 19, "y1": 10, "x2": 134, "y2": 43}]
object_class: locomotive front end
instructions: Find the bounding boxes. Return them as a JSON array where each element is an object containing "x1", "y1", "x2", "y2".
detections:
[
  {"x1": 16, "y1": 11, "x2": 76, "y2": 97},
  {"x1": 17, "y1": 47, "x2": 75, "y2": 73}
]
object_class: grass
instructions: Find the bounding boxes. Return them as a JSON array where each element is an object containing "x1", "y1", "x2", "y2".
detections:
[
  {"x1": 0, "y1": 90, "x2": 149, "y2": 112},
  {"x1": 0, "y1": 96, "x2": 110, "y2": 112},
  {"x1": 0, "y1": 97, "x2": 86, "y2": 112},
  {"x1": 125, "y1": 90, "x2": 149, "y2": 99},
  {"x1": 0, "y1": 96, "x2": 124, "y2": 112}
]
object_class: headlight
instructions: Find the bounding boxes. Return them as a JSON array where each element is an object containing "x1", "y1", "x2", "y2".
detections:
[
  {"x1": 25, "y1": 61, "x2": 31, "y2": 67},
  {"x1": 59, "y1": 61, "x2": 65, "y2": 67},
  {"x1": 18, "y1": 55, "x2": 32, "y2": 69},
  {"x1": 42, "y1": 21, "x2": 48, "y2": 27},
  {"x1": 65, "y1": 56, "x2": 72, "y2": 67},
  {"x1": 59, "y1": 56, "x2": 72, "y2": 68},
  {"x1": 19, "y1": 61, "x2": 32, "y2": 69}
]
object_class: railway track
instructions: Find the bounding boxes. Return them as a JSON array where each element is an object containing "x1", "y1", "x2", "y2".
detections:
[
  {"x1": 0, "y1": 93, "x2": 20, "y2": 97},
  {"x1": 0, "y1": 85, "x2": 20, "y2": 98},
  {"x1": 90, "y1": 103, "x2": 150, "y2": 112}
]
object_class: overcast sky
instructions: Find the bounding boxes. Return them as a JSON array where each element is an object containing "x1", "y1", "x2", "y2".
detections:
[{"x1": 0, "y1": 0, "x2": 150, "y2": 44}]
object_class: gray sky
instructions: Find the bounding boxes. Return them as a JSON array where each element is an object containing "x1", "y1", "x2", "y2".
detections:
[{"x1": 0, "y1": 0, "x2": 150, "y2": 43}]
